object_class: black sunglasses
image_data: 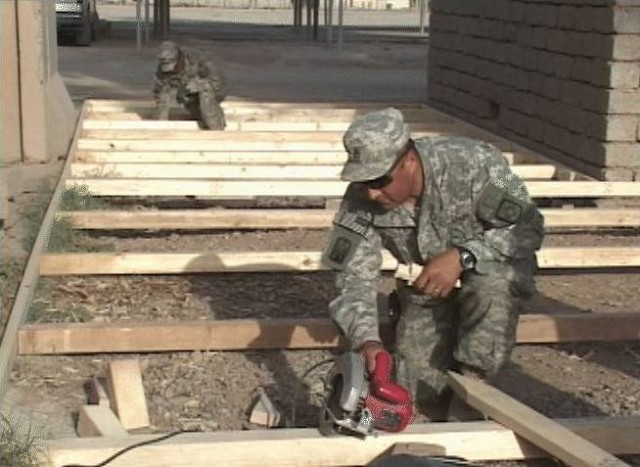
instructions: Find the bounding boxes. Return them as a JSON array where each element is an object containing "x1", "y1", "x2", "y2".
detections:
[{"x1": 362, "y1": 174, "x2": 394, "y2": 190}]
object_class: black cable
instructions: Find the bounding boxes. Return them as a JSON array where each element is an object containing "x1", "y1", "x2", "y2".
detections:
[
  {"x1": 289, "y1": 358, "x2": 335, "y2": 427},
  {"x1": 61, "y1": 429, "x2": 196, "y2": 467}
]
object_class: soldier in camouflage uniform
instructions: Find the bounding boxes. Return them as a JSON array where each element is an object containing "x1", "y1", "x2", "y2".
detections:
[
  {"x1": 322, "y1": 108, "x2": 544, "y2": 420},
  {"x1": 153, "y1": 41, "x2": 227, "y2": 130}
]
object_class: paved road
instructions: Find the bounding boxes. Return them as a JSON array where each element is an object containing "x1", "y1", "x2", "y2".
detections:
[{"x1": 58, "y1": 6, "x2": 430, "y2": 102}]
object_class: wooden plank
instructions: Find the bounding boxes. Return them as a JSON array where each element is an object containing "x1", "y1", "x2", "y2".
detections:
[
  {"x1": 77, "y1": 139, "x2": 346, "y2": 151},
  {"x1": 18, "y1": 313, "x2": 640, "y2": 355},
  {"x1": 0, "y1": 102, "x2": 87, "y2": 401},
  {"x1": 64, "y1": 179, "x2": 640, "y2": 198},
  {"x1": 44, "y1": 417, "x2": 640, "y2": 467},
  {"x1": 74, "y1": 150, "x2": 517, "y2": 165},
  {"x1": 87, "y1": 99, "x2": 428, "y2": 111},
  {"x1": 75, "y1": 150, "x2": 351, "y2": 165},
  {"x1": 106, "y1": 360, "x2": 150, "y2": 430},
  {"x1": 60, "y1": 208, "x2": 640, "y2": 231},
  {"x1": 447, "y1": 372, "x2": 631, "y2": 467},
  {"x1": 84, "y1": 107, "x2": 452, "y2": 123},
  {"x1": 82, "y1": 120, "x2": 463, "y2": 133},
  {"x1": 69, "y1": 163, "x2": 556, "y2": 180},
  {"x1": 76, "y1": 405, "x2": 129, "y2": 438},
  {"x1": 37, "y1": 247, "x2": 640, "y2": 276}
]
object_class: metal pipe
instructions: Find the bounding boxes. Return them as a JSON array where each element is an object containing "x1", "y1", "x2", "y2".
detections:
[
  {"x1": 144, "y1": 0, "x2": 150, "y2": 43},
  {"x1": 337, "y1": 0, "x2": 343, "y2": 52},
  {"x1": 419, "y1": 0, "x2": 426, "y2": 35},
  {"x1": 136, "y1": 0, "x2": 142, "y2": 50}
]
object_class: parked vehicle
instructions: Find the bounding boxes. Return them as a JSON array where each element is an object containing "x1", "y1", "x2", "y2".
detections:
[{"x1": 55, "y1": 0, "x2": 100, "y2": 46}]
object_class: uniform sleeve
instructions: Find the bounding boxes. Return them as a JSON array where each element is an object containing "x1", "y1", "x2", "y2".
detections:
[
  {"x1": 323, "y1": 187, "x2": 383, "y2": 349},
  {"x1": 458, "y1": 143, "x2": 545, "y2": 270},
  {"x1": 152, "y1": 72, "x2": 172, "y2": 120},
  {"x1": 198, "y1": 60, "x2": 227, "y2": 100}
]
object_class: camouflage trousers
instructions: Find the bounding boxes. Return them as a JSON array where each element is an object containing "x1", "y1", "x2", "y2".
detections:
[
  {"x1": 393, "y1": 272, "x2": 520, "y2": 418},
  {"x1": 183, "y1": 92, "x2": 226, "y2": 130}
]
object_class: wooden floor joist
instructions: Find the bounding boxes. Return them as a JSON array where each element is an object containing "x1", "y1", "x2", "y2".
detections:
[
  {"x1": 64, "y1": 179, "x2": 640, "y2": 198},
  {"x1": 69, "y1": 163, "x2": 558, "y2": 180},
  {"x1": 44, "y1": 417, "x2": 640, "y2": 467},
  {"x1": 81, "y1": 121, "x2": 472, "y2": 133},
  {"x1": 18, "y1": 313, "x2": 640, "y2": 355},
  {"x1": 38, "y1": 247, "x2": 640, "y2": 276},
  {"x1": 448, "y1": 373, "x2": 632, "y2": 467},
  {"x1": 60, "y1": 208, "x2": 640, "y2": 230}
]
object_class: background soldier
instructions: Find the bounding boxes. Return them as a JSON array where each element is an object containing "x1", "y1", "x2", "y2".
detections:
[
  {"x1": 322, "y1": 108, "x2": 545, "y2": 421},
  {"x1": 153, "y1": 41, "x2": 227, "y2": 130}
]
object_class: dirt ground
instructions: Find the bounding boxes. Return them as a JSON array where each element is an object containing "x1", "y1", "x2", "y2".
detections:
[{"x1": 2, "y1": 6, "x2": 639, "y2": 466}]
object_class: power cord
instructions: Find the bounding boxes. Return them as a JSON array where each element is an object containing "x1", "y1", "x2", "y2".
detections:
[
  {"x1": 61, "y1": 429, "x2": 197, "y2": 467},
  {"x1": 288, "y1": 358, "x2": 335, "y2": 428}
]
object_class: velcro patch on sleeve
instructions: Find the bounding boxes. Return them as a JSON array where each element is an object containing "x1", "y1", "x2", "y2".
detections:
[
  {"x1": 476, "y1": 181, "x2": 530, "y2": 226},
  {"x1": 321, "y1": 212, "x2": 371, "y2": 270}
]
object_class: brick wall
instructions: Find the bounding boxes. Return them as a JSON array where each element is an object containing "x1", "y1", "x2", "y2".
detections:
[{"x1": 427, "y1": 0, "x2": 640, "y2": 181}]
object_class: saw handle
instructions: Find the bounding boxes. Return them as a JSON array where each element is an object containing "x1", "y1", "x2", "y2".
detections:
[{"x1": 370, "y1": 352, "x2": 412, "y2": 405}]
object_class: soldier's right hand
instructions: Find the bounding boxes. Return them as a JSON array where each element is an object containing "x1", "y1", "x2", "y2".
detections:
[{"x1": 358, "y1": 340, "x2": 386, "y2": 374}]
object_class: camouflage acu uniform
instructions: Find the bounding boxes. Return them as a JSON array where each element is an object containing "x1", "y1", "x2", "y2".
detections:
[
  {"x1": 152, "y1": 41, "x2": 227, "y2": 130},
  {"x1": 323, "y1": 108, "x2": 545, "y2": 415}
]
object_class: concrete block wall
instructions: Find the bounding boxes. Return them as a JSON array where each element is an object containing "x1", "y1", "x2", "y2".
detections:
[{"x1": 427, "y1": 0, "x2": 640, "y2": 181}]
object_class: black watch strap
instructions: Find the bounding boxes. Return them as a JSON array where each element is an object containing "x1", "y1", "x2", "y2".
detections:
[{"x1": 457, "y1": 247, "x2": 476, "y2": 271}]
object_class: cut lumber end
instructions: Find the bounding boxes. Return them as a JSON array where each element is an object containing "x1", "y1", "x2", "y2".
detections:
[
  {"x1": 388, "y1": 442, "x2": 447, "y2": 457},
  {"x1": 249, "y1": 388, "x2": 282, "y2": 428},
  {"x1": 76, "y1": 405, "x2": 129, "y2": 438},
  {"x1": 106, "y1": 359, "x2": 150, "y2": 430}
]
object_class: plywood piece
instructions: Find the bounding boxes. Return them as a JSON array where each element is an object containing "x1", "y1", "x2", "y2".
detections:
[
  {"x1": 76, "y1": 405, "x2": 129, "y2": 438},
  {"x1": 38, "y1": 247, "x2": 640, "y2": 276},
  {"x1": 17, "y1": 313, "x2": 640, "y2": 355},
  {"x1": 106, "y1": 359, "x2": 149, "y2": 430},
  {"x1": 447, "y1": 372, "x2": 631, "y2": 467},
  {"x1": 45, "y1": 417, "x2": 640, "y2": 467},
  {"x1": 61, "y1": 208, "x2": 640, "y2": 231}
]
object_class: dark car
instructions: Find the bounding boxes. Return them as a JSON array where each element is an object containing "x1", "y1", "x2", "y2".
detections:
[{"x1": 55, "y1": 0, "x2": 100, "y2": 46}]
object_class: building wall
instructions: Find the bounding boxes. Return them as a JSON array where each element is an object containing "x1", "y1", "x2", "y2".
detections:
[
  {"x1": 427, "y1": 0, "x2": 640, "y2": 181},
  {"x1": 1, "y1": 0, "x2": 76, "y2": 166}
]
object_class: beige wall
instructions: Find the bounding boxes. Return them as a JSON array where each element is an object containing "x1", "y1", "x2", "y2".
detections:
[
  {"x1": 0, "y1": 0, "x2": 76, "y2": 166},
  {"x1": 0, "y1": 0, "x2": 22, "y2": 165},
  {"x1": 427, "y1": 0, "x2": 640, "y2": 181}
]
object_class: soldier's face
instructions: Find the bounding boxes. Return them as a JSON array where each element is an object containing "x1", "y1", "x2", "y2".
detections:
[
  {"x1": 363, "y1": 155, "x2": 414, "y2": 210},
  {"x1": 160, "y1": 59, "x2": 177, "y2": 72}
]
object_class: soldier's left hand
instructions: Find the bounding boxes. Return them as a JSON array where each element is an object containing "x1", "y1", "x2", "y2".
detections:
[{"x1": 412, "y1": 248, "x2": 463, "y2": 298}]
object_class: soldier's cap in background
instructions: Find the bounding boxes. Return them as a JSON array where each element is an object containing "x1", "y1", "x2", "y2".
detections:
[
  {"x1": 341, "y1": 107, "x2": 411, "y2": 182},
  {"x1": 157, "y1": 41, "x2": 179, "y2": 62}
]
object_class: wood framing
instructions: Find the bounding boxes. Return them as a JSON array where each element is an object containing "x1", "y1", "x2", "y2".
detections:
[
  {"x1": 44, "y1": 417, "x2": 640, "y2": 467},
  {"x1": 448, "y1": 373, "x2": 631, "y2": 467},
  {"x1": 59, "y1": 208, "x2": 640, "y2": 230},
  {"x1": 69, "y1": 163, "x2": 557, "y2": 180},
  {"x1": 37, "y1": 247, "x2": 640, "y2": 276},
  {"x1": 63, "y1": 179, "x2": 640, "y2": 198},
  {"x1": 0, "y1": 103, "x2": 86, "y2": 401},
  {"x1": 17, "y1": 313, "x2": 640, "y2": 355}
]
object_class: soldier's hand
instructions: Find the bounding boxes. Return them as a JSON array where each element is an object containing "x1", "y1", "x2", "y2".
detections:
[
  {"x1": 358, "y1": 340, "x2": 386, "y2": 374},
  {"x1": 412, "y1": 248, "x2": 463, "y2": 299}
]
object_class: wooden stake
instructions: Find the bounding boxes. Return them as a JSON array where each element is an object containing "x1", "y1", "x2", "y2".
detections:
[
  {"x1": 77, "y1": 405, "x2": 129, "y2": 438},
  {"x1": 106, "y1": 359, "x2": 150, "y2": 430},
  {"x1": 447, "y1": 372, "x2": 631, "y2": 467}
]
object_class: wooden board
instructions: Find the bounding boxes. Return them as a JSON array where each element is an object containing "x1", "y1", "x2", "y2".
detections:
[
  {"x1": 76, "y1": 405, "x2": 129, "y2": 438},
  {"x1": 81, "y1": 121, "x2": 467, "y2": 133},
  {"x1": 17, "y1": 313, "x2": 640, "y2": 355},
  {"x1": 69, "y1": 163, "x2": 557, "y2": 180},
  {"x1": 87, "y1": 100, "x2": 429, "y2": 111},
  {"x1": 106, "y1": 360, "x2": 150, "y2": 430},
  {"x1": 60, "y1": 208, "x2": 640, "y2": 230},
  {"x1": 0, "y1": 102, "x2": 86, "y2": 401},
  {"x1": 447, "y1": 372, "x2": 631, "y2": 467},
  {"x1": 44, "y1": 417, "x2": 640, "y2": 467},
  {"x1": 38, "y1": 248, "x2": 640, "y2": 276},
  {"x1": 63, "y1": 179, "x2": 640, "y2": 198}
]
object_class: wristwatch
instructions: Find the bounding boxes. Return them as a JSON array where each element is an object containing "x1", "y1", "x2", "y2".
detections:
[{"x1": 457, "y1": 247, "x2": 476, "y2": 271}]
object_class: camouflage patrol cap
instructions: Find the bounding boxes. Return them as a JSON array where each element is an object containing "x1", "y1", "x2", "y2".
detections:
[
  {"x1": 341, "y1": 107, "x2": 411, "y2": 182},
  {"x1": 157, "y1": 41, "x2": 179, "y2": 62}
]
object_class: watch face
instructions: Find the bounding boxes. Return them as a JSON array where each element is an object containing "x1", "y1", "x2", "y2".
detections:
[{"x1": 461, "y1": 250, "x2": 475, "y2": 270}]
